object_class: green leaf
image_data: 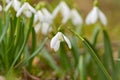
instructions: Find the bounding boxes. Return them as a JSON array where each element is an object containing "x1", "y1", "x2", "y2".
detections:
[
  {"x1": 0, "y1": 14, "x2": 10, "y2": 43},
  {"x1": 7, "y1": 15, "x2": 34, "y2": 74},
  {"x1": 71, "y1": 29, "x2": 112, "y2": 80},
  {"x1": 59, "y1": 42, "x2": 71, "y2": 71},
  {"x1": 79, "y1": 55, "x2": 86, "y2": 80}
]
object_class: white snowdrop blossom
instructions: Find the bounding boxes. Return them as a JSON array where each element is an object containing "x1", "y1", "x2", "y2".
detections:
[
  {"x1": 0, "y1": 5, "x2": 2, "y2": 11},
  {"x1": 34, "y1": 9, "x2": 53, "y2": 35},
  {"x1": 52, "y1": 1, "x2": 71, "y2": 24},
  {"x1": 41, "y1": 8, "x2": 53, "y2": 24},
  {"x1": 50, "y1": 32, "x2": 71, "y2": 51},
  {"x1": 71, "y1": 9, "x2": 83, "y2": 26},
  {"x1": 5, "y1": 0, "x2": 21, "y2": 12},
  {"x1": 16, "y1": 2, "x2": 36, "y2": 18},
  {"x1": 85, "y1": 6, "x2": 107, "y2": 26}
]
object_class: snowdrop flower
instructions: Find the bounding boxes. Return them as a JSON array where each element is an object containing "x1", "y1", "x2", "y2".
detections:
[
  {"x1": 34, "y1": 9, "x2": 53, "y2": 35},
  {"x1": 41, "y1": 8, "x2": 53, "y2": 24},
  {"x1": 34, "y1": 22, "x2": 52, "y2": 35},
  {"x1": 6, "y1": 0, "x2": 11, "y2": 3},
  {"x1": 50, "y1": 32, "x2": 71, "y2": 51},
  {"x1": 0, "y1": 5, "x2": 2, "y2": 11},
  {"x1": 16, "y1": 2, "x2": 36, "y2": 18},
  {"x1": 5, "y1": 0, "x2": 21, "y2": 12},
  {"x1": 85, "y1": 6, "x2": 107, "y2": 26},
  {"x1": 52, "y1": 1, "x2": 71, "y2": 24},
  {"x1": 34, "y1": 10, "x2": 44, "y2": 23},
  {"x1": 71, "y1": 9, "x2": 83, "y2": 26}
]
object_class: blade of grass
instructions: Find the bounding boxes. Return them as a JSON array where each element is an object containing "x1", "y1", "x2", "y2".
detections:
[
  {"x1": 7, "y1": 15, "x2": 34, "y2": 75},
  {"x1": 79, "y1": 55, "x2": 86, "y2": 80},
  {"x1": 0, "y1": 14, "x2": 10, "y2": 43},
  {"x1": 59, "y1": 42, "x2": 72, "y2": 71},
  {"x1": 71, "y1": 29, "x2": 112, "y2": 80}
]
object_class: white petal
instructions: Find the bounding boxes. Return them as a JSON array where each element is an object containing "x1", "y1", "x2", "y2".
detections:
[
  {"x1": 53, "y1": 41, "x2": 60, "y2": 51},
  {"x1": 34, "y1": 23, "x2": 41, "y2": 33},
  {"x1": 27, "y1": 3, "x2": 36, "y2": 13},
  {"x1": 85, "y1": 7, "x2": 98, "y2": 25},
  {"x1": 71, "y1": 9, "x2": 83, "y2": 26},
  {"x1": 52, "y1": 5, "x2": 60, "y2": 18},
  {"x1": 59, "y1": 1, "x2": 71, "y2": 24},
  {"x1": 13, "y1": 0, "x2": 21, "y2": 11},
  {"x1": 50, "y1": 33, "x2": 59, "y2": 49},
  {"x1": 16, "y1": 2, "x2": 36, "y2": 17},
  {"x1": 41, "y1": 8, "x2": 53, "y2": 23},
  {"x1": 16, "y1": 3, "x2": 27, "y2": 17},
  {"x1": 4, "y1": 1, "x2": 12, "y2": 11},
  {"x1": 23, "y1": 10, "x2": 32, "y2": 18},
  {"x1": 63, "y1": 35, "x2": 71, "y2": 49},
  {"x1": 0, "y1": 5, "x2": 2, "y2": 11},
  {"x1": 98, "y1": 9, "x2": 107, "y2": 26},
  {"x1": 41, "y1": 23, "x2": 50, "y2": 35}
]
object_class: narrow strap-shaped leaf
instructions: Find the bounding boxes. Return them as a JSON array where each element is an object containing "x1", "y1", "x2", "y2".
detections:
[
  {"x1": 0, "y1": 14, "x2": 10, "y2": 43},
  {"x1": 59, "y1": 42, "x2": 71, "y2": 71},
  {"x1": 91, "y1": 26, "x2": 100, "y2": 47},
  {"x1": 103, "y1": 29, "x2": 115, "y2": 70},
  {"x1": 79, "y1": 55, "x2": 86, "y2": 80},
  {"x1": 7, "y1": 15, "x2": 34, "y2": 74},
  {"x1": 71, "y1": 30, "x2": 112, "y2": 80}
]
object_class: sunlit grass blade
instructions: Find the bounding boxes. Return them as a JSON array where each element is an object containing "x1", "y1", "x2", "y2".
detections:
[
  {"x1": 7, "y1": 15, "x2": 34, "y2": 74},
  {"x1": 71, "y1": 38, "x2": 79, "y2": 66},
  {"x1": 79, "y1": 55, "x2": 86, "y2": 80},
  {"x1": 71, "y1": 29, "x2": 112, "y2": 80},
  {"x1": 91, "y1": 26, "x2": 100, "y2": 47},
  {"x1": 103, "y1": 29, "x2": 115, "y2": 69},
  {"x1": 0, "y1": 14, "x2": 10, "y2": 43}
]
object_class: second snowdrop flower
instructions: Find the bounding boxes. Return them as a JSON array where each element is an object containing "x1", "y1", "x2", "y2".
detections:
[
  {"x1": 16, "y1": 2, "x2": 36, "y2": 18},
  {"x1": 52, "y1": 1, "x2": 71, "y2": 24},
  {"x1": 5, "y1": 0, "x2": 21, "y2": 12},
  {"x1": 50, "y1": 32, "x2": 71, "y2": 52},
  {"x1": 85, "y1": 6, "x2": 107, "y2": 26},
  {"x1": 71, "y1": 9, "x2": 83, "y2": 26}
]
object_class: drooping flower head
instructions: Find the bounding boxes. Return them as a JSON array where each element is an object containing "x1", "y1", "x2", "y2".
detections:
[
  {"x1": 16, "y1": 2, "x2": 36, "y2": 18},
  {"x1": 50, "y1": 32, "x2": 71, "y2": 51},
  {"x1": 70, "y1": 9, "x2": 83, "y2": 26},
  {"x1": 5, "y1": 0, "x2": 21, "y2": 12},
  {"x1": 85, "y1": 0, "x2": 107, "y2": 26},
  {"x1": 34, "y1": 8, "x2": 53, "y2": 35},
  {"x1": 52, "y1": 1, "x2": 71, "y2": 24}
]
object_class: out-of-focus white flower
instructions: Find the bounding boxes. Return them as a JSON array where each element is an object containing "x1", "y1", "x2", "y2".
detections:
[
  {"x1": 16, "y1": 2, "x2": 36, "y2": 18},
  {"x1": 5, "y1": 0, "x2": 21, "y2": 12},
  {"x1": 6, "y1": 0, "x2": 11, "y2": 3},
  {"x1": 50, "y1": 32, "x2": 71, "y2": 51},
  {"x1": 71, "y1": 9, "x2": 83, "y2": 26},
  {"x1": 34, "y1": 9, "x2": 53, "y2": 35},
  {"x1": 0, "y1": 5, "x2": 2, "y2": 11},
  {"x1": 34, "y1": 22, "x2": 52, "y2": 35},
  {"x1": 85, "y1": 6, "x2": 107, "y2": 26},
  {"x1": 41, "y1": 8, "x2": 53, "y2": 24},
  {"x1": 52, "y1": 1, "x2": 71, "y2": 24},
  {"x1": 34, "y1": 10, "x2": 44, "y2": 23}
]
